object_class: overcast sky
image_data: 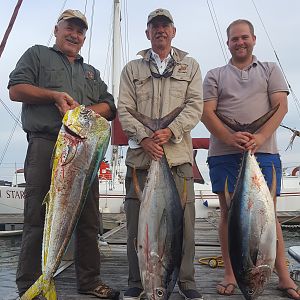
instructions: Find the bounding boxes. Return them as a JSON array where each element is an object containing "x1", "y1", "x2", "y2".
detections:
[{"x1": 0, "y1": 0, "x2": 299, "y2": 181}]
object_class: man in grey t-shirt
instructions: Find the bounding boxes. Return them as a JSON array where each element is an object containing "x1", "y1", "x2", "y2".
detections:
[{"x1": 202, "y1": 19, "x2": 299, "y2": 299}]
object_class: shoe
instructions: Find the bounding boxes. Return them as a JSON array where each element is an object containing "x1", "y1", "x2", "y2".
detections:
[
  {"x1": 216, "y1": 282, "x2": 237, "y2": 295},
  {"x1": 178, "y1": 287, "x2": 203, "y2": 300},
  {"x1": 277, "y1": 286, "x2": 300, "y2": 299},
  {"x1": 78, "y1": 282, "x2": 120, "y2": 299},
  {"x1": 123, "y1": 287, "x2": 145, "y2": 300}
]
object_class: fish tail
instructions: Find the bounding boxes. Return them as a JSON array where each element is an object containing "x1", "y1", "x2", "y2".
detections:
[
  {"x1": 20, "y1": 275, "x2": 57, "y2": 300},
  {"x1": 126, "y1": 104, "x2": 185, "y2": 132},
  {"x1": 215, "y1": 104, "x2": 280, "y2": 133},
  {"x1": 44, "y1": 279, "x2": 57, "y2": 300}
]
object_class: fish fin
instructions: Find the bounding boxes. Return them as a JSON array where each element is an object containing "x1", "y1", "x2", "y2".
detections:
[
  {"x1": 42, "y1": 192, "x2": 54, "y2": 268},
  {"x1": 42, "y1": 192, "x2": 50, "y2": 205},
  {"x1": 215, "y1": 104, "x2": 280, "y2": 133},
  {"x1": 126, "y1": 105, "x2": 185, "y2": 132},
  {"x1": 50, "y1": 143, "x2": 56, "y2": 170},
  {"x1": 20, "y1": 275, "x2": 57, "y2": 300},
  {"x1": 180, "y1": 177, "x2": 187, "y2": 209},
  {"x1": 159, "y1": 104, "x2": 185, "y2": 129},
  {"x1": 44, "y1": 278, "x2": 57, "y2": 300},
  {"x1": 132, "y1": 167, "x2": 142, "y2": 201},
  {"x1": 133, "y1": 237, "x2": 138, "y2": 254},
  {"x1": 61, "y1": 143, "x2": 77, "y2": 166},
  {"x1": 270, "y1": 164, "x2": 277, "y2": 209},
  {"x1": 224, "y1": 177, "x2": 231, "y2": 209}
]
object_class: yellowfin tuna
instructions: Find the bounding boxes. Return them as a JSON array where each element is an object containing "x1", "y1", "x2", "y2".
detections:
[
  {"x1": 216, "y1": 105, "x2": 279, "y2": 300},
  {"x1": 126, "y1": 106, "x2": 185, "y2": 300}
]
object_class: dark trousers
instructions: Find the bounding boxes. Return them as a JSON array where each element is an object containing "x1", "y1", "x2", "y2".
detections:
[{"x1": 16, "y1": 135, "x2": 101, "y2": 295}]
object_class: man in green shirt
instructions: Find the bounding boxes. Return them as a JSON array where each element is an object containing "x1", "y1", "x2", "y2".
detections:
[{"x1": 8, "y1": 9, "x2": 119, "y2": 299}]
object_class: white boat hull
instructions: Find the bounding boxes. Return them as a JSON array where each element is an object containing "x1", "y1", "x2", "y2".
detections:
[
  {"x1": 1, "y1": 175, "x2": 299, "y2": 219},
  {"x1": 0, "y1": 186, "x2": 24, "y2": 213}
]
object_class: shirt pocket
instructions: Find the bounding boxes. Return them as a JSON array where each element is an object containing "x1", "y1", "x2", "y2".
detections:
[
  {"x1": 42, "y1": 67, "x2": 65, "y2": 89},
  {"x1": 133, "y1": 75, "x2": 152, "y2": 104},
  {"x1": 170, "y1": 73, "x2": 191, "y2": 99},
  {"x1": 85, "y1": 78, "x2": 100, "y2": 104}
]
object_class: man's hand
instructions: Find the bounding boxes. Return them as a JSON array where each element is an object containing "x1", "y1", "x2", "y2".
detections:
[
  {"x1": 140, "y1": 137, "x2": 164, "y2": 160},
  {"x1": 244, "y1": 132, "x2": 266, "y2": 153},
  {"x1": 53, "y1": 91, "x2": 80, "y2": 116},
  {"x1": 151, "y1": 128, "x2": 172, "y2": 145},
  {"x1": 226, "y1": 131, "x2": 253, "y2": 151}
]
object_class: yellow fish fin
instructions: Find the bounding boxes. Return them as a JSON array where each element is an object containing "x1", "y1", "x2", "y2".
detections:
[
  {"x1": 42, "y1": 192, "x2": 51, "y2": 206},
  {"x1": 181, "y1": 177, "x2": 187, "y2": 209},
  {"x1": 224, "y1": 177, "x2": 231, "y2": 209},
  {"x1": 270, "y1": 164, "x2": 277, "y2": 210},
  {"x1": 20, "y1": 275, "x2": 57, "y2": 300},
  {"x1": 132, "y1": 166, "x2": 142, "y2": 201}
]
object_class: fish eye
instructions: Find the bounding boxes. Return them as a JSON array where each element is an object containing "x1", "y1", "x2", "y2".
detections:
[{"x1": 156, "y1": 289, "x2": 164, "y2": 297}]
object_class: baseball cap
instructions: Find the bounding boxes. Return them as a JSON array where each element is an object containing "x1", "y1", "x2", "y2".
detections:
[
  {"x1": 57, "y1": 9, "x2": 88, "y2": 29},
  {"x1": 147, "y1": 8, "x2": 174, "y2": 24}
]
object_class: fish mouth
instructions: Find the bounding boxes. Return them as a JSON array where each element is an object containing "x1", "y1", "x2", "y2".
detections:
[
  {"x1": 239, "y1": 265, "x2": 271, "y2": 299},
  {"x1": 64, "y1": 125, "x2": 86, "y2": 139}
]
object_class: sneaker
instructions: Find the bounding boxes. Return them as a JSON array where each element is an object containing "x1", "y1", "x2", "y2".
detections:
[
  {"x1": 78, "y1": 282, "x2": 120, "y2": 299},
  {"x1": 123, "y1": 287, "x2": 145, "y2": 300},
  {"x1": 178, "y1": 288, "x2": 203, "y2": 300}
]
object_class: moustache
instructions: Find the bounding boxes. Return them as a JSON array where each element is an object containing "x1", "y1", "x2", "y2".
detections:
[{"x1": 66, "y1": 38, "x2": 78, "y2": 44}]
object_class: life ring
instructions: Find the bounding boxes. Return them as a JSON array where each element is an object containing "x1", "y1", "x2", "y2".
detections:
[{"x1": 291, "y1": 166, "x2": 300, "y2": 176}]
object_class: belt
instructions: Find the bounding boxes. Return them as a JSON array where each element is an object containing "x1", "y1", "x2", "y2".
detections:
[{"x1": 27, "y1": 132, "x2": 58, "y2": 141}]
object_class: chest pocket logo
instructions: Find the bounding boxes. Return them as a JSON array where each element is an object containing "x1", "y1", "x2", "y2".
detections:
[{"x1": 177, "y1": 64, "x2": 188, "y2": 74}]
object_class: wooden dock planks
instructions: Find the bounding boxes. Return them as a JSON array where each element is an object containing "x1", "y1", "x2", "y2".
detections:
[{"x1": 1, "y1": 218, "x2": 299, "y2": 299}]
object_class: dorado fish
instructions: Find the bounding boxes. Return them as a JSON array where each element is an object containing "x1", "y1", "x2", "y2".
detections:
[
  {"x1": 21, "y1": 105, "x2": 110, "y2": 300},
  {"x1": 126, "y1": 106, "x2": 185, "y2": 300},
  {"x1": 216, "y1": 105, "x2": 279, "y2": 300}
]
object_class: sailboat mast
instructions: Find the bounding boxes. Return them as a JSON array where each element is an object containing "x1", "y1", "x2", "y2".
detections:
[
  {"x1": 112, "y1": 0, "x2": 121, "y2": 100},
  {"x1": 111, "y1": 0, "x2": 121, "y2": 186}
]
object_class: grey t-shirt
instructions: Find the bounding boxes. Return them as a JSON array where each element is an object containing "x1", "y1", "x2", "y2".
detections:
[{"x1": 203, "y1": 56, "x2": 289, "y2": 157}]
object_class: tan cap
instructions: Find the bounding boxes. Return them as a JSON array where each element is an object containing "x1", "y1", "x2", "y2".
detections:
[
  {"x1": 57, "y1": 9, "x2": 88, "y2": 29},
  {"x1": 147, "y1": 8, "x2": 173, "y2": 24}
]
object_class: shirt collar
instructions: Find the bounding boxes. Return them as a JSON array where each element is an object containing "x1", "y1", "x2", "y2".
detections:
[
  {"x1": 150, "y1": 48, "x2": 173, "y2": 62},
  {"x1": 52, "y1": 44, "x2": 83, "y2": 62},
  {"x1": 229, "y1": 55, "x2": 258, "y2": 70}
]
